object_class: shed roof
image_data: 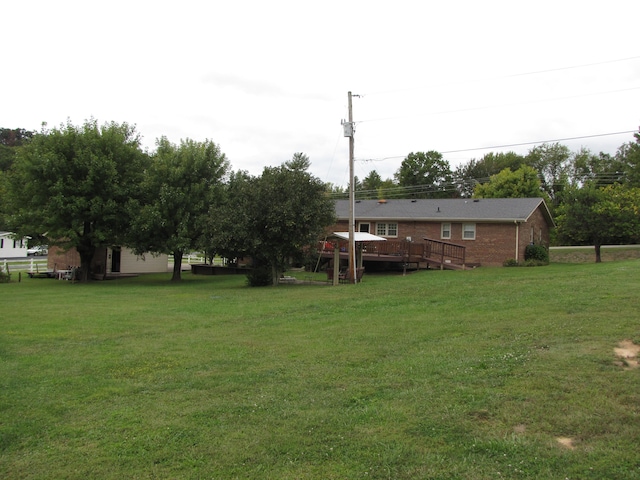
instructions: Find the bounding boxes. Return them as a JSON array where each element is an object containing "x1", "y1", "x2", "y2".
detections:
[{"x1": 334, "y1": 198, "x2": 554, "y2": 225}]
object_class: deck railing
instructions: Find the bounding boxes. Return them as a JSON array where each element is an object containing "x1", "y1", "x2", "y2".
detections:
[
  {"x1": 424, "y1": 238, "x2": 466, "y2": 269},
  {"x1": 320, "y1": 238, "x2": 465, "y2": 269},
  {"x1": 360, "y1": 240, "x2": 425, "y2": 259}
]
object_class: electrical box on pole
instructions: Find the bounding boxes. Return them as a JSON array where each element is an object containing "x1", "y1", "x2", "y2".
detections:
[{"x1": 342, "y1": 121, "x2": 354, "y2": 137}]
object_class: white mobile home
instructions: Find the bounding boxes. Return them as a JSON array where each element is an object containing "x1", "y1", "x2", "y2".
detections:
[{"x1": 0, "y1": 232, "x2": 28, "y2": 258}]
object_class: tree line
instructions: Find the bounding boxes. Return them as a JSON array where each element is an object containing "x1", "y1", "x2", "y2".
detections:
[
  {"x1": 330, "y1": 131, "x2": 640, "y2": 261},
  {"x1": 335, "y1": 138, "x2": 640, "y2": 203},
  {"x1": 2, "y1": 123, "x2": 639, "y2": 271},
  {"x1": 0, "y1": 122, "x2": 335, "y2": 283}
]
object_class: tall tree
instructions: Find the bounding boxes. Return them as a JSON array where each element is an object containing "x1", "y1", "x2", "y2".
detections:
[
  {"x1": 525, "y1": 143, "x2": 571, "y2": 206},
  {"x1": 395, "y1": 151, "x2": 453, "y2": 198},
  {"x1": 455, "y1": 151, "x2": 525, "y2": 197},
  {"x1": 129, "y1": 137, "x2": 229, "y2": 281},
  {"x1": 569, "y1": 147, "x2": 624, "y2": 187},
  {"x1": 360, "y1": 170, "x2": 383, "y2": 199},
  {"x1": 206, "y1": 169, "x2": 256, "y2": 264},
  {"x1": 556, "y1": 184, "x2": 640, "y2": 262},
  {"x1": 360, "y1": 170, "x2": 397, "y2": 199},
  {"x1": 615, "y1": 129, "x2": 640, "y2": 187},
  {"x1": 228, "y1": 153, "x2": 336, "y2": 285},
  {"x1": 256, "y1": 153, "x2": 335, "y2": 284},
  {"x1": 5, "y1": 120, "x2": 148, "y2": 281},
  {"x1": 474, "y1": 165, "x2": 546, "y2": 199}
]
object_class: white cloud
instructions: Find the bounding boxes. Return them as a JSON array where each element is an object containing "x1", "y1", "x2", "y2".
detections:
[{"x1": 2, "y1": 1, "x2": 639, "y2": 186}]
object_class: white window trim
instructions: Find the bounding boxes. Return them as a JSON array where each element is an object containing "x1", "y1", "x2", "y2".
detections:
[
  {"x1": 376, "y1": 222, "x2": 398, "y2": 238},
  {"x1": 441, "y1": 222, "x2": 451, "y2": 240},
  {"x1": 462, "y1": 223, "x2": 476, "y2": 240}
]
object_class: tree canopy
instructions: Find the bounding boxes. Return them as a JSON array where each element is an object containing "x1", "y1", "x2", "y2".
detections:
[
  {"x1": 473, "y1": 165, "x2": 546, "y2": 200},
  {"x1": 556, "y1": 184, "x2": 640, "y2": 262},
  {"x1": 213, "y1": 153, "x2": 335, "y2": 285},
  {"x1": 5, "y1": 120, "x2": 149, "y2": 281},
  {"x1": 394, "y1": 151, "x2": 453, "y2": 198},
  {"x1": 128, "y1": 137, "x2": 229, "y2": 281}
]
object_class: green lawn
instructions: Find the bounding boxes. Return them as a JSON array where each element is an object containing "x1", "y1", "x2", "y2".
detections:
[{"x1": 1, "y1": 261, "x2": 639, "y2": 479}]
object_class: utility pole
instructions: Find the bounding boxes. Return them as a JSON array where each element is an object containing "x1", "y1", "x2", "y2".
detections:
[{"x1": 346, "y1": 91, "x2": 357, "y2": 284}]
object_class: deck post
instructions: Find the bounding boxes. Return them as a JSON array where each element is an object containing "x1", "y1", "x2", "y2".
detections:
[{"x1": 333, "y1": 246, "x2": 340, "y2": 286}]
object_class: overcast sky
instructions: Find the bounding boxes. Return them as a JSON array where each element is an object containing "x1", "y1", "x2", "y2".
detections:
[{"x1": 3, "y1": 1, "x2": 639, "y2": 187}]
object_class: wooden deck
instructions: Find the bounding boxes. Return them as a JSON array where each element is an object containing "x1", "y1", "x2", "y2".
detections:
[{"x1": 319, "y1": 238, "x2": 469, "y2": 270}]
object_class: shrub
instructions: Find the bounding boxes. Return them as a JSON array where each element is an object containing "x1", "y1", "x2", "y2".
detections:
[
  {"x1": 503, "y1": 259, "x2": 519, "y2": 267},
  {"x1": 246, "y1": 266, "x2": 272, "y2": 287},
  {"x1": 525, "y1": 244, "x2": 549, "y2": 264}
]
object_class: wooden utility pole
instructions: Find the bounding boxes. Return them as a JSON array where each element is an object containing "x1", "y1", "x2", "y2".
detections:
[{"x1": 347, "y1": 91, "x2": 357, "y2": 284}]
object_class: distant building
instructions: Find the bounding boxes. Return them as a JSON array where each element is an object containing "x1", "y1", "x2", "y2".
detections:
[{"x1": 0, "y1": 232, "x2": 28, "y2": 258}]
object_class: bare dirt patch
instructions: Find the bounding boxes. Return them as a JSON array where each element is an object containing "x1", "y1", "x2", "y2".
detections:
[
  {"x1": 556, "y1": 437, "x2": 576, "y2": 450},
  {"x1": 614, "y1": 340, "x2": 640, "y2": 370}
]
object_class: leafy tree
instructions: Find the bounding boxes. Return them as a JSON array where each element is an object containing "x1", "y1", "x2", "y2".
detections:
[
  {"x1": 569, "y1": 148, "x2": 624, "y2": 187},
  {"x1": 360, "y1": 170, "x2": 383, "y2": 199},
  {"x1": 129, "y1": 137, "x2": 229, "y2": 281},
  {"x1": 325, "y1": 182, "x2": 346, "y2": 196},
  {"x1": 206, "y1": 169, "x2": 256, "y2": 263},
  {"x1": 525, "y1": 143, "x2": 571, "y2": 206},
  {"x1": 395, "y1": 151, "x2": 453, "y2": 198},
  {"x1": 0, "y1": 128, "x2": 34, "y2": 172},
  {"x1": 0, "y1": 170, "x2": 7, "y2": 229},
  {"x1": 615, "y1": 129, "x2": 640, "y2": 187},
  {"x1": 474, "y1": 165, "x2": 546, "y2": 199},
  {"x1": 556, "y1": 184, "x2": 640, "y2": 262},
  {"x1": 255, "y1": 153, "x2": 335, "y2": 284},
  {"x1": 359, "y1": 170, "x2": 397, "y2": 199},
  {"x1": 5, "y1": 120, "x2": 149, "y2": 281},
  {"x1": 455, "y1": 151, "x2": 525, "y2": 197},
  {"x1": 227, "y1": 153, "x2": 335, "y2": 285}
]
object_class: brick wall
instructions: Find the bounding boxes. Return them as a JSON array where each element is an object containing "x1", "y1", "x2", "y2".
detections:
[
  {"x1": 48, "y1": 246, "x2": 108, "y2": 272},
  {"x1": 47, "y1": 246, "x2": 81, "y2": 270},
  {"x1": 328, "y1": 205, "x2": 551, "y2": 267}
]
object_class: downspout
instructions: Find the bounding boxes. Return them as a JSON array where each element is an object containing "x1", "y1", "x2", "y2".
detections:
[{"x1": 514, "y1": 221, "x2": 519, "y2": 263}]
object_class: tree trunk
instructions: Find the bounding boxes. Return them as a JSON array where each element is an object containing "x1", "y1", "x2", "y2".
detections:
[
  {"x1": 76, "y1": 246, "x2": 95, "y2": 283},
  {"x1": 171, "y1": 250, "x2": 183, "y2": 281},
  {"x1": 594, "y1": 244, "x2": 602, "y2": 263},
  {"x1": 272, "y1": 264, "x2": 279, "y2": 286}
]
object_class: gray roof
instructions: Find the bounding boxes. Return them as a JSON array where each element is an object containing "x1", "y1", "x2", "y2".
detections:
[{"x1": 335, "y1": 198, "x2": 554, "y2": 225}]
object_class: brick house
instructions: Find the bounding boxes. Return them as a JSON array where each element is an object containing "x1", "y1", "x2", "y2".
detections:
[{"x1": 329, "y1": 198, "x2": 554, "y2": 267}]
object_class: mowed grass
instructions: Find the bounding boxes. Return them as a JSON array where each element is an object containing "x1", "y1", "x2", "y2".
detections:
[{"x1": 1, "y1": 260, "x2": 639, "y2": 479}]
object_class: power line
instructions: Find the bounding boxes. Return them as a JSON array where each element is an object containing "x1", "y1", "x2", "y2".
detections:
[
  {"x1": 360, "y1": 56, "x2": 640, "y2": 98},
  {"x1": 357, "y1": 86, "x2": 640, "y2": 125},
  {"x1": 356, "y1": 130, "x2": 637, "y2": 163},
  {"x1": 328, "y1": 171, "x2": 631, "y2": 200}
]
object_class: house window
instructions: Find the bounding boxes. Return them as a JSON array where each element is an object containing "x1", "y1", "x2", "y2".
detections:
[
  {"x1": 376, "y1": 222, "x2": 398, "y2": 237},
  {"x1": 462, "y1": 223, "x2": 476, "y2": 240},
  {"x1": 358, "y1": 223, "x2": 370, "y2": 233},
  {"x1": 0, "y1": 239, "x2": 3, "y2": 248},
  {"x1": 441, "y1": 222, "x2": 451, "y2": 240}
]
